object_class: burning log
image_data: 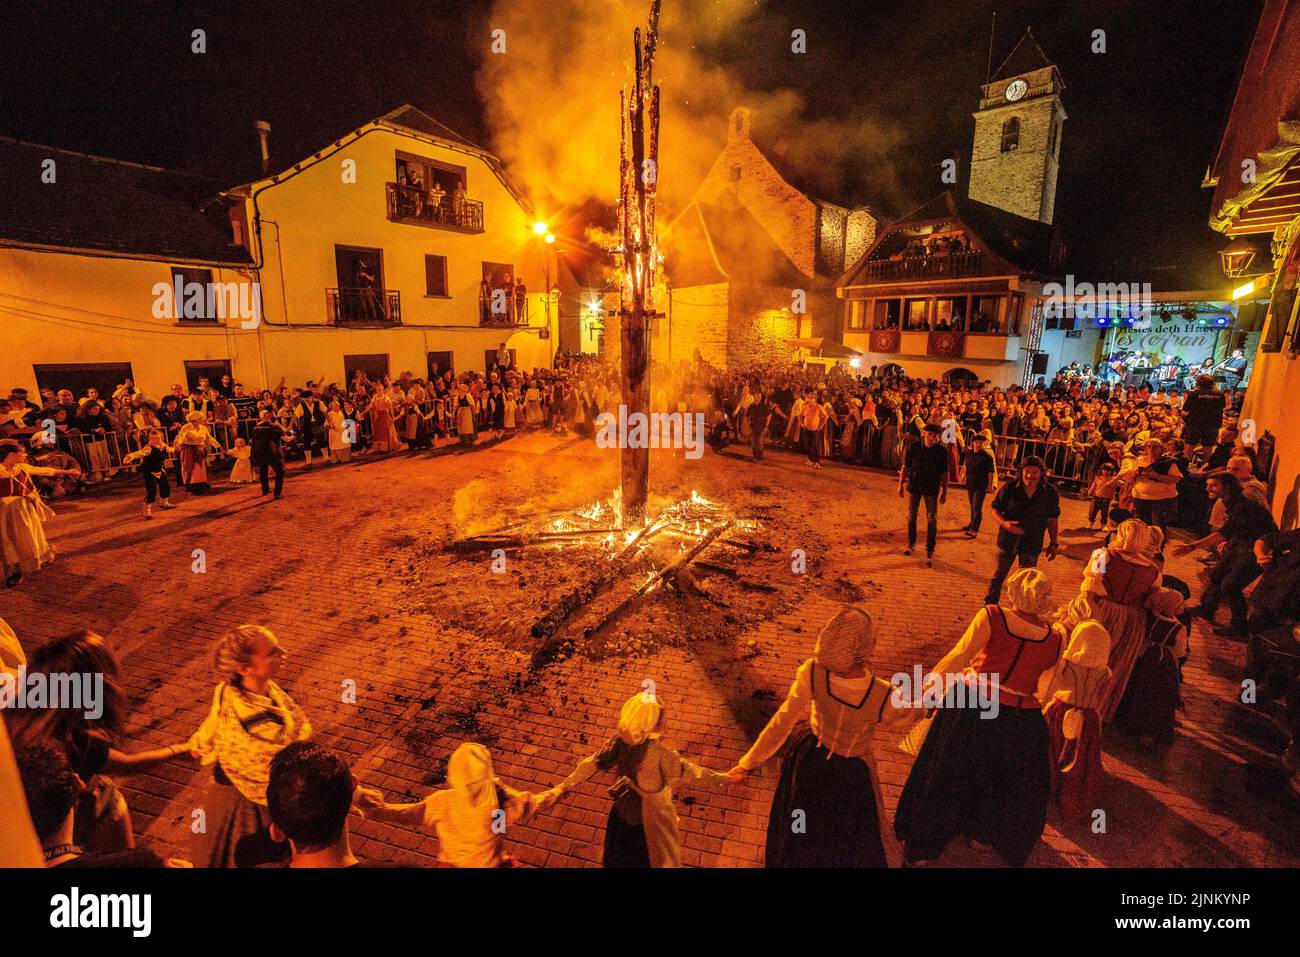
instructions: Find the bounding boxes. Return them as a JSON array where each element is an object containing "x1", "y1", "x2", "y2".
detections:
[
  {"x1": 529, "y1": 520, "x2": 664, "y2": 644},
  {"x1": 582, "y1": 519, "x2": 734, "y2": 639}
]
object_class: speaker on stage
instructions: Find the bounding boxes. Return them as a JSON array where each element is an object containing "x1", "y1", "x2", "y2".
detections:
[{"x1": 1030, "y1": 353, "x2": 1049, "y2": 375}]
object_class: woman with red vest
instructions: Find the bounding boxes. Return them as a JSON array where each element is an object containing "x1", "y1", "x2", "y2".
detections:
[{"x1": 894, "y1": 567, "x2": 1065, "y2": 867}]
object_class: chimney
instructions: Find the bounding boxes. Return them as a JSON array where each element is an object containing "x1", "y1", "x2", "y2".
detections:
[
  {"x1": 253, "y1": 119, "x2": 271, "y2": 173},
  {"x1": 728, "y1": 107, "x2": 751, "y2": 144}
]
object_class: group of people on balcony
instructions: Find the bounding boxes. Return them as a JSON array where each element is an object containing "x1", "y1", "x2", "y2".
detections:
[
  {"x1": 479, "y1": 276, "x2": 528, "y2": 325},
  {"x1": 393, "y1": 164, "x2": 470, "y2": 228}
]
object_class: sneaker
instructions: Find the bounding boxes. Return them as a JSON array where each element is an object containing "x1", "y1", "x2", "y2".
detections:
[
  {"x1": 904, "y1": 547, "x2": 914, "y2": 557},
  {"x1": 160, "y1": 502, "x2": 177, "y2": 510},
  {"x1": 926, "y1": 557, "x2": 934, "y2": 568}
]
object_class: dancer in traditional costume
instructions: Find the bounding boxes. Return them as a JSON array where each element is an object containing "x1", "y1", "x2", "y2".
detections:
[
  {"x1": 366, "y1": 386, "x2": 401, "y2": 453},
  {"x1": 0, "y1": 439, "x2": 78, "y2": 587},
  {"x1": 1042, "y1": 620, "x2": 1111, "y2": 822},
  {"x1": 227, "y1": 438, "x2": 255, "y2": 483},
  {"x1": 1059, "y1": 519, "x2": 1162, "y2": 720},
  {"x1": 173, "y1": 411, "x2": 223, "y2": 494},
  {"x1": 894, "y1": 568, "x2": 1064, "y2": 867},
  {"x1": 189, "y1": 625, "x2": 312, "y2": 867},
  {"x1": 122, "y1": 430, "x2": 179, "y2": 517},
  {"x1": 555, "y1": 692, "x2": 730, "y2": 867},
  {"x1": 1116, "y1": 588, "x2": 1189, "y2": 747},
  {"x1": 730, "y1": 605, "x2": 917, "y2": 867}
]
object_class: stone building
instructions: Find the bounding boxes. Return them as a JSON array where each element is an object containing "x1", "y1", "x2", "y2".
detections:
[
  {"x1": 967, "y1": 29, "x2": 1066, "y2": 225},
  {"x1": 661, "y1": 107, "x2": 882, "y2": 369}
]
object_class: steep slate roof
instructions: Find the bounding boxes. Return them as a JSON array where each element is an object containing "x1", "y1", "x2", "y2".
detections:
[
  {"x1": 666, "y1": 200, "x2": 809, "y2": 289},
  {"x1": 991, "y1": 28, "x2": 1054, "y2": 81},
  {"x1": 0, "y1": 137, "x2": 252, "y2": 264},
  {"x1": 749, "y1": 128, "x2": 890, "y2": 217},
  {"x1": 840, "y1": 190, "x2": 1060, "y2": 285},
  {"x1": 381, "y1": 105, "x2": 483, "y2": 151}
]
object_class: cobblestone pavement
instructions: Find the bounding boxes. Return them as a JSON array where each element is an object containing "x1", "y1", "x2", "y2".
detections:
[{"x1": 5, "y1": 433, "x2": 1297, "y2": 867}]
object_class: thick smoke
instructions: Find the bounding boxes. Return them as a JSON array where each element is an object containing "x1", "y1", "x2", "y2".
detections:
[{"x1": 475, "y1": 0, "x2": 907, "y2": 219}]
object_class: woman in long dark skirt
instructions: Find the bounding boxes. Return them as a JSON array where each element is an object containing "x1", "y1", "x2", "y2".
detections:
[
  {"x1": 729, "y1": 605, "x2": 917, "y2": 867},
  {"x1": 555, "y1": 692, "x2": 730, "y2": 867},
  {"x1": 894, "y1": 568, "x2": 1065, "y2": 867}
]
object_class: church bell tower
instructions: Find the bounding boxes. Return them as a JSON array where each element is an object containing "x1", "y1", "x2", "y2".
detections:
[{"x1": 967, "y1": 28, "x2": 1066, "y2": 224}]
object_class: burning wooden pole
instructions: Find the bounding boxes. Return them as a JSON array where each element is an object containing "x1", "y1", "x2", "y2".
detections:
[{"x1": 617, "y1": 0, "x2": 662, "y2": 527}]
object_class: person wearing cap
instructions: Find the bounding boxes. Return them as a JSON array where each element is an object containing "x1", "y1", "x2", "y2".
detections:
[
  {"x1": 960, "y1": 430, "x2": 998, "y2": 538},
  {"x1": 1042, "y1": 620, "x2": 1112, "y2": 821},
  {"x1": 894, "y1": 568, "x2": 1065, "y2": 867},
  {"x1": 899, "y1": 422, "x2": 949, "y2": 566},
  {"x1": 554, "y1": 690, "x2": 731, "y2": 867},
  {"x1": 983, "y1": 455, "x2": 1060, "y2": 604},
  {"x1": 360, "y1": 742, "x2": 561, "y2": 867},
  {"x1": 727, "y1": 605, "x2": 917, "y2": 867}
]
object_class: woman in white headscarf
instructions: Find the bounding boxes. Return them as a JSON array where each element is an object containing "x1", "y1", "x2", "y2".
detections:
[
  {"x1": 729, "y1": 605, "x2": 918, "y2": 867},
  {"x1": 894, "y1": 568, "x2": 1066, "y2": 867},
  {"x1": 1042, "y1": 620, "x2": 1112, "y2": 822},
  {"x1": 360, "y1": 742, "x2": 560, "y2": 867},
  {"x1": 555, "y1": 690, "x2": 730, "y2": 867},
  {"x1": 173, "y1": 411, "x2": 222, "y2": 494},
  {"x1": 1058, "y1": 518, "x2": 1161, "y2": 720}
]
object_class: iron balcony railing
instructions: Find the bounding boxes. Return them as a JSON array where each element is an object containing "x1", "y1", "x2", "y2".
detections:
[
  {"x1": 385, "y1": 182, "x2": 484, "y2": 233},
  {"x1": 479, "y1": 293, "x2": 529, "y2": 327},
  {"x1": 326, "y1": 287, "x2": 402, "y2": 326},
  {"x1": 861, "y1": 249, "x2": 984, "y2": 283}
]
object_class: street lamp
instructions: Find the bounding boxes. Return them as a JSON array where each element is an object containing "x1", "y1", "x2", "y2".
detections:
[{"x1": 1219, "y1": 237, "x2": 1257, "y2": 278}]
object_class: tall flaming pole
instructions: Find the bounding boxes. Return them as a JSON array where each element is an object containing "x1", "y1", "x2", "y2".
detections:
[{"x1": 617, "y1": 0, "x2": 661, "y2": 526}]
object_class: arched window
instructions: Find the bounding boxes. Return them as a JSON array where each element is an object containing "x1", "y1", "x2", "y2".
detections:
[{"x1": 1001, "y1": 117, "x2": 1020, "y2": 153}]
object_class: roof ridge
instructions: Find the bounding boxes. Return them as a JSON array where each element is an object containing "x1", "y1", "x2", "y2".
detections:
[{"x1": 0, "y1": 135, "x2": 191, "y2": 176}]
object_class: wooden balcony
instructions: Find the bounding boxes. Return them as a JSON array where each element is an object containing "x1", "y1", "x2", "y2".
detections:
[
  {"x1": 326, "y1": 288, "x2": 402, "y2": 327},
  {"x1": 386, "y1": 183, "x2": 484, "y2": 233},
  {"x1": 860, "y1": 250, "x2": 984, "y2": 283}
]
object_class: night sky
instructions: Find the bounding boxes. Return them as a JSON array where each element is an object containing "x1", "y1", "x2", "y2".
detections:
[{"x1": 0, "y1": 0, "x2": 1263, "y2": 289}]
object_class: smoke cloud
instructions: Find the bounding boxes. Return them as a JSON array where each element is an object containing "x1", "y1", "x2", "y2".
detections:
[{"x1": 475, "y1": 0, "x2": 908, "y2": 220}]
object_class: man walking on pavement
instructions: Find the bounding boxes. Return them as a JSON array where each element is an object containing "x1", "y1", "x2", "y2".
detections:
[
  {"x1": 748, "y1": 389, "x2": 773, "y2": 462},
  {"x1": 961, "y1": 431, "x2": 998, "y2": 538},
  {"x1": 900, "y1": 423, "x2": 949, "y2": 567},
  {"x1": 984, "y1": 455, "x2": 1060, "y2": 603}
]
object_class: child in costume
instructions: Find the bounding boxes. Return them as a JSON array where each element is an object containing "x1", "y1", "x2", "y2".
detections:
[
  {"x1": 122, "y1": 430, "x2": 177, "y2": 518},
  {"x1": 359, "y1": 742, "x2": 561, "y2": 867},
  {"x1": 1116, "y1": 588, "x2": 1189, "y2": 747},
  {"x1": 228, "y1": 437, "x2": 255, "y2": 484},
  {"x1": 1042, "y1": 620, "x2": 1112, "y2": 822},
  {"x1": 555, "y1": 691, "x2": 731, "y2": 867}
]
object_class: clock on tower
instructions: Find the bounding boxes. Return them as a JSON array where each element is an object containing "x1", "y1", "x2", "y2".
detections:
[{"x1": 967, "y1": 28, "x2": 1067, "y2": 225}]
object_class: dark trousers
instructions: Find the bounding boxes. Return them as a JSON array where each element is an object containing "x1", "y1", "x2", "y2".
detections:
[
  {"x1": 751, "y1": 424, "x2": 764, "y2": 460},
  {"x1": 804, "y1": 428, "x2": 821, "y2": 464},
  {"x1": 1202, "y1": 542, "x2": 1261, "y2": 631},
  {"x1": 143, "y1": 470, "x2": 169, "y2": 504},
  {"x1": 907, "y1": 492, "x2": 939, "y2": 555},
  {"x1": 257, "y1": 457, "x2": 285, "y2": 497},
  {"x1": 967, "y1": 487, "x2": 987, "y2": 532},
  {"x1": 1088, "y1": 496, "x2": 1112, "y2": 524},
  {"x1": 1134, "y1": 497, "x2": 1175, "y2": 533},
  {"x1": 985, "y1": 548, "x2": 1039, "y2": 605}
]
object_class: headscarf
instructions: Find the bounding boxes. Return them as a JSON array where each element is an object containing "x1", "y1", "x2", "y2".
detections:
[
  {"x1": 1111, "y1": 518, "x2": 1150, "y2": 559},
  {"x1": 814, "y1": 605, "x2": 875, "y2": 674},
  {"x1": 1002, "y1": 567, "x2": 1056, "y2": 617},
  {"x1": 617, "y1": 692, "x2": 662, "y2": 745},
  {"x1": 1141, "y1": 524, "x2": 1165, "y2": 559},
  {"x1": 1062, "y1": 620, "x2": 1111, "y2": 668},
  {"x1": 447, "y1": 742, "x2": 497, "y2": 809}
]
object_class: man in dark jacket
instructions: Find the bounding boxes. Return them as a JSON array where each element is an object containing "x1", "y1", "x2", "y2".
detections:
[
  {"x1": 250, "y1": 410, "x2": 290, "y2": 499},
  {"x1": 984, "y1": 455, "x2": 1060, "y2": 603}
]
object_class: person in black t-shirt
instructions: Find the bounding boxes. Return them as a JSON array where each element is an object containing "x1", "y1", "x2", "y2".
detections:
[
  {"x1": 747, "y1": 391, "x2": 773, "y2": 461},
  {"x1": 15, "y1": 741, "x2": 168, "y2": 868},
  {"x1": 984, "y1": 455, "x2": 1060, "y2": 604},
  {"x1": 1181, "y1": 376, "x2": 1227, "y2": 453},
  {"x1": 961, "y1": 432, "x2": 998, "y2": 537},
  {"x1": 1177, "y1": 471, "x2": 1278, "y2": 637},
  {"x1": 899, "y1": 423, "x2": 949, "y2": 565}
]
